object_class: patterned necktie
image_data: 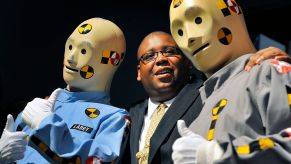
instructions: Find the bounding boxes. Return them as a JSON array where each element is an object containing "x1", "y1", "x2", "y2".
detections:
[{"x1": 136, "y1": 103, "x2": 167, "y2": 164}]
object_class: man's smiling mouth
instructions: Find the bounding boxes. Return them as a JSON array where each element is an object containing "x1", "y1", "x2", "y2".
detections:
[
  {"x1": 192, "y1": 43, "x2": 210, "y2": 56},
  {"x1": 155, "y1": 68, "x2": 173, "y2": 75},
  {"x1": 65, "y1": 65, "x2": 78, "y2": 72}
]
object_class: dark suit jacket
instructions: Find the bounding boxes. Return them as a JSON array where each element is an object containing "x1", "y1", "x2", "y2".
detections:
[{"x1": 119, "y1": 79, "x2": 203, "y2": 164}]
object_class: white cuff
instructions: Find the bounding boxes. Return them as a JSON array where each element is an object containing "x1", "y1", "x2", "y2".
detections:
[
  {"x1": 196, "y1": 140, "x2": 224, "y2": 164},
  {"x1": 31, "y1": 112, "x2": 51, "y2": 129}
]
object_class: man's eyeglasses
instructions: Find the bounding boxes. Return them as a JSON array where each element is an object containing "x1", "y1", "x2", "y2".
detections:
[{"x1": 138, "y1": 47, "x2": 182, "y2": 64}]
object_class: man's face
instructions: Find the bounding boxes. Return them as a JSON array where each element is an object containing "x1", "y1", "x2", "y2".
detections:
[
  {"x1": 170, "y1": 0, "x2": 242, "y2": 74},
  {"x1": 137, "y1": 33, "x2": 190, "y2": 100}
]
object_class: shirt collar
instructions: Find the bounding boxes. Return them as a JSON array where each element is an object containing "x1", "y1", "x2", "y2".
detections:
[
  {"x1": 147, "y1": 96, "x2": 176, "y2": 119},
  {"x1": 56, "y1": 88, "x2": 110, "y2": 104},
  {"x1": 199, "y1": 54, "x2": 251, "y2": 103}
]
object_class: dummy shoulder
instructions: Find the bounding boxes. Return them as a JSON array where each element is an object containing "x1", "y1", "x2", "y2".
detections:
[
  {"x1": 269, "y1": 60, "x2": 291, "y2": 75},
  {"x1": 248, "y1": 59, "x2": 291, "y2": 84}
]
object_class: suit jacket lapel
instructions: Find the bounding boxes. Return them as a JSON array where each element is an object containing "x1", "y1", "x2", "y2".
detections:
[
  {"x1": 130, "y1": 99, "x2": 148, "y2": 163},
  {"x1": 148, "y1": 81, "x2": 202, "y2": 163}
]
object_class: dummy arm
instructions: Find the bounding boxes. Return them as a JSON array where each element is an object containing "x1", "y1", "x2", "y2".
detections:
[
  {"x1": 22, "y1": 88, "x2": 61, "y2": 129},
  {"x1": 208, "y1": 61, "x2": 291, "y2": 163},
  {"x1": 232, "y1": 60, "x2": 291, "y2": 163}
]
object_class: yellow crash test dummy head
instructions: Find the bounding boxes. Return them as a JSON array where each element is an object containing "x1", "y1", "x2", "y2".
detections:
[
  {"x1": 63, "y1": 18, "x2": 126, "y2": 92},
  {"x1": 170, "y1": 0, "x2": 255, "y2": 76}
]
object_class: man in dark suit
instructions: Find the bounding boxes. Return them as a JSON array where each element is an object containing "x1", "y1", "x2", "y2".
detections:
[
  {"x1": 118, "y1": 31, "x2": 290, "y2": 164},
  {"x1": 124, "y1": 31, "x2": 203, "y2": 164}
]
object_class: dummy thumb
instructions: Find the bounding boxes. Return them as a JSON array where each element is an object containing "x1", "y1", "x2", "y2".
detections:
[
  {"x1": 177, "y1": 120, "x2": 194, "y2": 137},
  {"x1": 47, "y1": 88, "x2": 62, "y2": 104},
  {"x1": 283, "y1": 127, "x2": 291, "y2": 139},
  {"x1": 4, "y1": 114, "x2": 15, "y2": 132}
]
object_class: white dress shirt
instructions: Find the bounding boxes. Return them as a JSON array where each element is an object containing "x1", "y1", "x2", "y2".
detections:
[{"x1": 139, "y1": 97, "x2": 176, "y2": 151}]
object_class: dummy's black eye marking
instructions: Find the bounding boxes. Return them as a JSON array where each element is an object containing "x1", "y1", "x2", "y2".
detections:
[
  {"x1": 195, "y1": 17, "x2": 202, "y2": 24},
  {"x1": 69, "y1": 45, "x2": 72, "y2": 50},
  {"x1": 178, "y1": 29, "x2": 183, "y2": 36},
  {"x1": 81, "y1": 49, "x2": 86, "y2": 55}
]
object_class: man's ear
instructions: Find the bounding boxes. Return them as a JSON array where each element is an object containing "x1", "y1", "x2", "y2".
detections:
[{"x1": 137, "y1": 65, "x2": 141, "y2": 81}]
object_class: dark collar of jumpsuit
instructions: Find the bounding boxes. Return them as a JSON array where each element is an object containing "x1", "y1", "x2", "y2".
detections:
[
  {"x1": 199, "y1": 54, "x2": 252, "y2": 104},
  {"x1": 56, "y1": 89, "x2": 111, "y2": 105}
]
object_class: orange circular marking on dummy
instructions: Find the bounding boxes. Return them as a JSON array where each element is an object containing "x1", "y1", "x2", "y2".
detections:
[
  {"x1": 80, "y1": 65, "x2": 94, "y2": 79},
  {"x1": 217, "y1": 27, "x2": 232, "y2": 45}
]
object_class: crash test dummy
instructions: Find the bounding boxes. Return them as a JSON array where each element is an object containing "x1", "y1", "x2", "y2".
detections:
[
  {"x1": 0, "y1": 17, "x2": 128, "y2": 164},
  {"x1": 169, "y1": 0, "x2": 291, "y2": 163}
]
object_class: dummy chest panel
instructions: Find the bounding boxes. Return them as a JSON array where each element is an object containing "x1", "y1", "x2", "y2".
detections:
[
  {"x1": 190, "y1": 92, "x2": 260, "y2": 141},
  {"x1": 53, "y1": 102, "x2": 114, "y2": 138}
]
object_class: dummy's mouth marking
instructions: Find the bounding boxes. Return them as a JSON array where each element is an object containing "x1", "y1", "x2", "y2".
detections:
[
  {"x1": 192, "y1": 43, "x2": 210, "y2": 56},
  {"x1": 65, "y1": 66, "x2": 78, "y2": 72}
]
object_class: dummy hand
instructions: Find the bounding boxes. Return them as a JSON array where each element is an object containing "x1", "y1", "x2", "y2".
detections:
[
  {"x1": 22, "y1": 88, "x2": 61, "y2": 129},
  {"x1": 172, "y1": 120, "x2": 207, "y2": 164},
  {"x1": 245, "y1": 46, "x2": 291, "y2": 71},
  {"x1": 0, "y1": 114, "x2": 28, "y2": 163}
]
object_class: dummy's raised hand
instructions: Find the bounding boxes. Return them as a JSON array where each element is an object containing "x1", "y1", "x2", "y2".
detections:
[
  {"x1": 0, "y1": 114, "x2": 28, "y2": 163},
  {"x1": 22, "y1": 88, "x2": 61, "y2": 129},
  {"x1": 172, "y1": 120, "x2": 207, "y2": 164},
  {"x1": 245, "y1": 46, "x2": 291, "y2": 71}
]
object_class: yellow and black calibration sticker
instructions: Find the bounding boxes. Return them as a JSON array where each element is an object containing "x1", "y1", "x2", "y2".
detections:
[
  {"x1": 172, "y1": 0, "x2": 183, "y2": 8},
  {"x1": 236, "y1": 138, "x2": 275, "y2": 155},
  {"x1": 207, "y1": 99, "x2": 227, "y2": 141},
  {"x1": 85, "y1": 108, "x2": 100, "y2": 118},
  {"x1": 287, "y1": 86, "x2": 291, "y2": 110},
  {"x1": 216, "y1": 0, "x2": 242, "y2": 17},
  {"x1": 30, "y1": 135, "x2": 81, "y2": 164},
  {"x1": 217, "y1": 27, "x2": 232, "y2": 45},
  {"x1": 101, "y1": 50, "x2": 124, "y2": 66},
  {"x1": 80, "y1": 65, "x2": 94, "y2": 79},
  {"x1": 78, "y1": 23, "x2": 92, "y2": 34}
]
